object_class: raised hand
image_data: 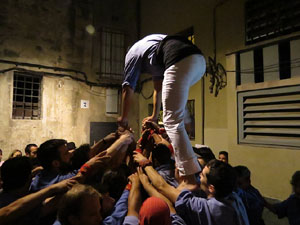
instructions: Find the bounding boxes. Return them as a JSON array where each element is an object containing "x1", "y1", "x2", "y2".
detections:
[
  {"x1": 137, "y1": 167, "x2": 150, "y2": 186},
  {"x1": 51, "y1": 177, "x2": 78, "y2": 193},
  {"x1": 87, "y1": 150, "x2": 111, "y2": 169},
  {"x1": 128, "y1": 172, "x2": 140, "y2": 188},
  {"x1": 133, "y1": 151, "x2": 148, "y2": 163},
  {"x1": 103, "y1": 132, "x2": 118, "y2": 143},
  {"x1": 119, "y1": 129, "x2": 134, "y2": 145}
]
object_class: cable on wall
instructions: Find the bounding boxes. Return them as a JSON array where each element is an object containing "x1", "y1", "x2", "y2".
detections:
[{"x1": 0, "y1": 60, "x2": 121, "y2": 88}]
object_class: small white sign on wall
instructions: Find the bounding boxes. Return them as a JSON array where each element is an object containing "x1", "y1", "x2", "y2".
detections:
[{"x1": 81, "y1": 100, "x2": 89, "y2": 109}]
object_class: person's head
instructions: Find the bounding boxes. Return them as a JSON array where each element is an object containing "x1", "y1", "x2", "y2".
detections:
[
  {"x1": 152, "y1": 144, "x2": 172, "y2": 168},
  {"x1": 218, "y1": 151, "x2": 228, "y2": 163},
  {"x1": 0, "y1": 156, "x2": 32, "y2": 193},
  {"x1": 9, "y1": 149, "x2": 22, "y2": 158},
  {"x1": 25, "y1": 144, "x2": 38, "y2": 158},
  {"x1": 0, "y1": 149, "x2": 2, "y2": 161},
  {"x1": 99, "y1": 168, "x2": 128, "y2": 201},
  {"x1": 139, "y1": 197, "x2": 171, "y2": 225},
  {"x1": 100, "y1": 192, "x2": 116, "y2": 218},
  {"x1": 193, "y1": 146, "x2": 215, "y2": 169},
  {"x1": 67, "y1": 142, "x2": 76, "y2": 151},
  {"x1": 291, "y1": 170, "x2": 300, "y2": 197},
  {"x1": 58, "y1": 184, "x2": 102, "y2": 225},
  {"x1": 71, "y1": 144, "x2": 90, "y2": 170},
  {"x1": 37, "y1": 139, "x2": 72, "y2": 172},
  {"x1": 200, "y1": 159, "x2": 236, "y2": 199},
  {"x1": 234, "y1": 165, "x2": 251, "y2": 190}
]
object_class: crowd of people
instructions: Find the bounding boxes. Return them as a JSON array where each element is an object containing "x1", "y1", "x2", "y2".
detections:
[{"x1": 0, "y1": 120, "x2": 299, "y2": 225}]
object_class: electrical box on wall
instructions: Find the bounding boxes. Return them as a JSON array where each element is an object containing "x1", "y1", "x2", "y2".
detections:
[{"x1": 106, "y1": 88, "x2": 119, "y2": 114}]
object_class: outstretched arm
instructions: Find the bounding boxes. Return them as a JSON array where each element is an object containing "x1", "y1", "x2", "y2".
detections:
[
  {"x1": 263, "y1": 198, "x2": 276, "y2": 213},
  {"x1": 137, "y1": 167, "x2": 176, "y2": 214},
  {"x1": 133, "y1": 151, "x2": 180, "y2": 204},
  {"x1": 127, "y1": 173, "x2": 142, "y2": 217},
  {"x1": 118, "y1": 85, "x2": 134, "y2": 129},
  {"x1": 77, "y1": 131, "x2": 133, "y2": 181},
  {"x1": 152, "y1": 133, "x2": 171, "y2": 148},
  {"x1": 0, "y1": 178, "x2": 77, "y2": 225},
  {"x1": 90, "y1": 132, "x2": 118, "y2": 157},
  {"x1": 143, "y1": 80, "x2": 162, "y2": 124},
  {"x1": 143, "y1": 165, "x2": 180, "y2": 204},
  {"x1": 106, "y1": 130, "x2": 133, "y2": 158}
]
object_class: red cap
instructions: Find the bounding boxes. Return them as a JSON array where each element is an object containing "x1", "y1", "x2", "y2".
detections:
[{"x1": 139, "y1": 197, "x2": 171, "y2": 225}]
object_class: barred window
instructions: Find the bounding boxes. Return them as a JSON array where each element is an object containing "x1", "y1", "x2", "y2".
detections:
[
  {"x1": 100, "y1": 27, "x2": 125, "y2": 82},
  {"x1": 245, "y1": 0, "x2": 300, "y2": 45},
  {"x1": 13, "y1": 71, "x2": 42, "y2": 120}
]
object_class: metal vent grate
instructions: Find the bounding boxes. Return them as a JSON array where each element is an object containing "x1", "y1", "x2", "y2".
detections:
[
  {"x1": 238, "y1": 85, "x2": 300, "y2": 148},
  {"x1": 245, "y1": 0, "x2": 300, "y2": 45}
]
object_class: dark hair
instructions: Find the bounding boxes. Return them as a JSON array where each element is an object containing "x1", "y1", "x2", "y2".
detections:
[
  {"x1": 152, "y1": 144, "x2": 171, "y2": 166},
  {"x1": 71, "y1": 144, "x2": 90, "y2": 170},
  {"x1": 99, "y1": 165, "x2": 129, "y2": 200},
  {"x1": 193, "y1": 146, "x2": 215, "y2": 164},
  {"x1": 0, "y1": 149, "x2": 2, "y2": 155},
  {"x1": 37, "y1": 139, "x2": 67, "y2": 170},
  {"x1": 25, "y1": 144, "x2": 38, "y2": 155},
  {"x1": 1, "y1": 156, "x2": 32, "y2": 191},
  {"x1": 291, "y1": 170, "x2": 300, "y2": 187},
  {"x1": 58, "y1": 184, "x2": 101, "y2": 225},
  {"x1": 67, "y1": 142, "x2": 76, "y2": 150},
  {"x1": 219, "y1": 151, "x2": 228, "y2": 158},
  {"x1": 8, "y1": 149, "x2": 22, "y2": 159},
  {"x1": 206, "y1": 159, "x2": 237, "y2": 198},
  {"x1": 234, "y1": 165, "x2": 251, "y2": 179}
]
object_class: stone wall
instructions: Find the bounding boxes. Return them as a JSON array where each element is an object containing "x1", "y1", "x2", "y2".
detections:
[{"x1": 0, "y1": 0, "x2": 139, "y2": 159}]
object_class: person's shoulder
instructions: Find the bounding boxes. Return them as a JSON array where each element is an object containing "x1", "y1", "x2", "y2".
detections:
[
  {"x1": 176, "y1": 189, "x2": 207, "y2": 204},
  {"x1": 57, "y1": 170, "x2": 78, "y2": 180},
  {"x1": 249, "y1": 185, "x2": 260, "y2": 192},
  {"x1": 121, "y1": 216, "x2": 139, "y2": 225},
  {"x1": 286, "y1": 194, "x2": 300, "y2": 202},
  {"x1": 248, "y1": 185, "x2": 264, "y2": 198}
]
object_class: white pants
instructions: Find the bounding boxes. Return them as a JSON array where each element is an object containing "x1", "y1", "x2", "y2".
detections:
[{"x1": 162, "y1": 54, "x2": 206, "y2": 176}]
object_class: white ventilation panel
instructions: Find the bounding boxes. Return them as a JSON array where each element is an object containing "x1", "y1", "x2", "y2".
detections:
[
  {"x1": 240, "y1": 51, "x2": 254, "y2": 84},
  {"x1": 263, "y1": 45, "x2": 279, "y2": 81},
  {"x1": 290, "y1": 39, "x2": 300, "y2": 78}
]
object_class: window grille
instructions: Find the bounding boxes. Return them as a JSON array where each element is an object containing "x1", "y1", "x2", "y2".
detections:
[
  {"x1": 99, "y1": 27, "x2": 125, "y2": 82},
  {"x1": 238, "y1": 85, "x2": 300, "y2": 148},
  {"x1": 12, "y1": 71, "x2": 42, "y2": 120},
  {"x1": 245, "y1": 0, "x2": 300, "y2": 45}
]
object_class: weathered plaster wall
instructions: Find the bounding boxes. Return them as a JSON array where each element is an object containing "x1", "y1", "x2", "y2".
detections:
[
  {"x1": 139, "y1": 0, "x2": 300, "y2": 200},
  {"x1": 0, "y1": 0, "x2": 139, "y2": 159}
]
